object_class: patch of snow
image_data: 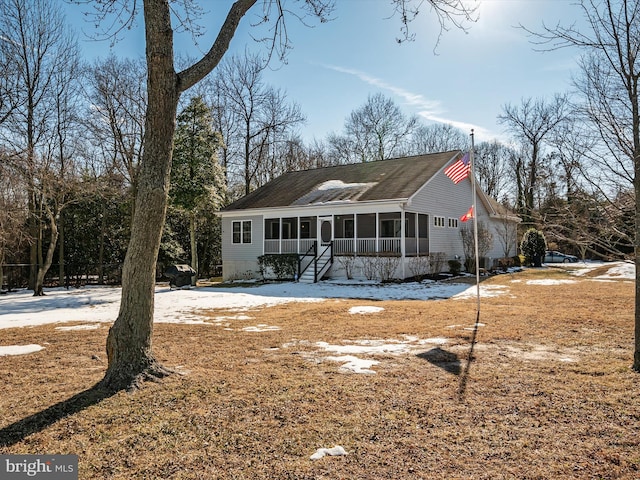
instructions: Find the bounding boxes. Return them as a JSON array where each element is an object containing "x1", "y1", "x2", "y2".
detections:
[
  {"x1": 453, "y1": 284, "x2": 510, "y2": 299},
  {"x1": 348, "y1": 306, "x2": 384, "y2": 314},
  {"x1": 316, "y1": 340, "x2": 410, "y2": 355},
  {"x1": 419, "y1": 337, "x2": 449, "y2": 345},
  {"x1": 212, "y1": 315, "x2": 253, "y2": 322},
  {"x1": 526, "y1": 279, "x2": 577, "y2": 286},
  {"x1": 596, "y1": 262, "x2": 634, "y2": 280},
  {"x1": 242, "y1": 324, "x2": 281, "y2": 332},
  {"x1": 317, "y1": 180, "x2": 374, "y2": 191},
  {"x1": 556, "y1": 260, "x2": 634, "y2": 280},
  {"x1": 55, "y1": 324, "x2": 100, "y2": 331},
  {"x1": 0, "y1": 344, "x2": 44, "y2": 356},
  {"x1": 310, "y1": 445, "x2": 348, "y2": 460},
  {"x1": 324, "y1": 355, "x2": 379, "y2": 374}
]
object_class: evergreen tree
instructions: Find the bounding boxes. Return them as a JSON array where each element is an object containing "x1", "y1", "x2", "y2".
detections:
[
  {"x1": 170, "y1": 96, "x2": 225, "y2": 285},
  {"x1": 520, "y1": 228, "x2": 547, "y2": 267}
]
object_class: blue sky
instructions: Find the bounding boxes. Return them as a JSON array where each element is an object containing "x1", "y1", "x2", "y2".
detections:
[{"x1": 64, "y1": 0, "x2": 583, "y2": 144}]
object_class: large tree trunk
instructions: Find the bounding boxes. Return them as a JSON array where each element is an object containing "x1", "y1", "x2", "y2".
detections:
[
  {"x1": 33, "y1": 209, "x2": 59, "y2": 296},
  {"x1": 101, "y1": 0, "x2": 179, "y2": 391},
  {"x1": 100, "y1": 0, "x2": 256, "y2": 392}
]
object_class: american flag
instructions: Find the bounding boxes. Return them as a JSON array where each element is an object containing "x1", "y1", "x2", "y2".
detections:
[{"x1": 444, "y1": 152, "x2": 470, "y2": 184}]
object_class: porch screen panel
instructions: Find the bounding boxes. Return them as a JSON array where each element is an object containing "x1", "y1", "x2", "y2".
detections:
[
  {"x1": 282, "y1": 218, "x2": 298, "y2": 239},
  {"x1": 264, "y1": 218, "x2": 279, "y2": 253},
  {"x1": 299, "y1": 216, "x2": 317, "y2": 253},
  {"x1": 334, "y1": 215, "x2": 355, "y2": 254},
  {"x1": 281, "y1": 217, "x2": 298, "y2": 253},
  {"x1": 418, "y1": 214, "x2": 429, "y2": 254},
  {"x1": 418, "y1": 214, "x2": 429, "y2": 238},
  {"x1": 335, "y1": 215, "x2": 354, "y2": 238},
  {"x1": 406, "y1": 212, "x2": 416, "y2": 237},
  {"x1": 356, "y1": 214, "x2": 376, "y2": 237},
  {"x1": 405, "y1": 212, "x2": 417, "y2": 255},
  {"x1": 356, "y1": 214, "x2": 376, "y2": 255},
  {"x1": 379, "y1": 213, "x2": 401, "y2": 237},
  {"x1": 300, "y1": 217, "x2": 316, "y2": 238},
  {"x1": 264, "y1": 219, "x2": 280, "y2": 239}
]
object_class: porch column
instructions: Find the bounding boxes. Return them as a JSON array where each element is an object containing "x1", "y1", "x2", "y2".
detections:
[
  {"x1": 297, "y1": 215, "x2": 300, "y2": 254},
  {"x1": 375, "y1": 212, "x2": 379, "y2": 253},
  {"x1": 353, "y1": 215, "x2": 357, "y2": 256},
  {"x1": 278, "y1": 217, "x2": 282, "y2": 254},
  {"x1": 400, "y1": 207, "x2": 406, "y2": 278},
  {"x1": 415, "y1": 213, "x2": 420, "y2": 256}
]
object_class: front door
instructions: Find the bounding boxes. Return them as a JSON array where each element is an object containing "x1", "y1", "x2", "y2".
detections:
[{"x1": 318, "y1": 216, "x2": 333, "y2": 247}]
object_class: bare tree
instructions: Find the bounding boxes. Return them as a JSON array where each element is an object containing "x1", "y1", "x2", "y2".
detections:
[
  {"x1": 0, "y1": 0, "x2": 81, "y2": 293},
  {"x1": 526, "y1": 0, "x2": 640, "y2": 370},
  {"x1": 86, "y1": 56, "x2": 147, "y2": 218},
  {"x1": 329, "y1": 93, "x2": 419, "y2": 163},
  {"x1": 305, "y1": 137, "x2": 339, "y2": 168},
  {"x1": 75, "y1": 0, "x2": 477, "y2": 391},
  {"x1": 494, "y1": 213, "x2": 519, "y2": 259},
  {"x1": 0, "y1": 152, "x2": 28, "y2": 291},
  {"x1": 209, "y1": 52, "x2": 305, "y2": 196},
  {"x1": 498, "y1": 94, "x2": 570, "y2": 225},
  {"x1": 474, "y1": 140, "x2": 517, "y2": 204},
  {"x1": 0, "y1": 27, "x2": 21, "y2": 126},
  {"x1": 460, "y1": 221, "x2": 493, "y2": 272},
  {"x1": 410, "y1": 122, "x2": 469, "y2": 154},
  {"x1": 49, "y1": 45, "x2": 84, "y2": 291}
]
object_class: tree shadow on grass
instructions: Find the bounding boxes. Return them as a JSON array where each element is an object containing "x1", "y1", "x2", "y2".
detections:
[{"x1": 0, "y1": 383, "x2": 116, "y2": 448}]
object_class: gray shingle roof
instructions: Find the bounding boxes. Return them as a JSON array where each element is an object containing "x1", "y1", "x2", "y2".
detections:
[{"x1": 222, "y1": 150, "x2": 461, "y2": 211}]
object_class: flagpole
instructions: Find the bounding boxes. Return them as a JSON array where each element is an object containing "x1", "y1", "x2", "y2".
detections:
[
  {"x1": 457, "y1": 131, "x2": 481, "y2": 401},
  {"x1": 470, "y1": 130, "x2": 480, "y2": 319}
]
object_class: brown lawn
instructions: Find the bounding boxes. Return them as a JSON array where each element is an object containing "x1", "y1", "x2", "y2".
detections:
[{"x1": 0, "y1": 266, "x2": 639, "y2": 479}]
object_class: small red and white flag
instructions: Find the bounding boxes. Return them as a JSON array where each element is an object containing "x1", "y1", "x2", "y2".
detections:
[{"x1": 460, "y1": 206, "x2": 474, "y2": 222}]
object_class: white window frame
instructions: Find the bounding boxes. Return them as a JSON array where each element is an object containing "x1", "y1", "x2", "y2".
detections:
[
  {"x1": 448, "y1": 217, "x2": 459, "y2": 228},
  {"x1": 232, "y1": 220, "x2": 252, "y2": 244},
  {"x1": 434, "y1": 216, "x2": 445, "y2": 228}
]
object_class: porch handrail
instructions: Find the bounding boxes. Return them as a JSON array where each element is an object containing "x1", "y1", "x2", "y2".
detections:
[
  {"x1": 314, "y1": 242, "x2": 333, "y2": 282},
  {"x1": 297, "y1": 241, "x2": 333, "y2": 282},
  {"x1": 297, "y1": 241, "x2": 317, "y2": 280}
]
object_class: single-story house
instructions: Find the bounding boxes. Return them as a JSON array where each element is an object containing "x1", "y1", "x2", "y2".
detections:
[{"x1": 218, "y1": 150, "x2": 520, "y2": 282}]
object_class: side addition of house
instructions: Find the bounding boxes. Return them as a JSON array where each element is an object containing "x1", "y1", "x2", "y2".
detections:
[{"x1": 218, "y1": 150, "x2": 520, "y2": 282}]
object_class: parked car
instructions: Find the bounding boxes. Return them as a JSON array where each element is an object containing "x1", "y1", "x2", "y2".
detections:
[{"x1": 544, "y1": 250, "x2": 578, "y2": 263}]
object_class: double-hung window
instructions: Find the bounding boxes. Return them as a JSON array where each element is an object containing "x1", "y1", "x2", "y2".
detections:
[{"x1": 232, "y1": 220, "x2": 252, "y2": 244}]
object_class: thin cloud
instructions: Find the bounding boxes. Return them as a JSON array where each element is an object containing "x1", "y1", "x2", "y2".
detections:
[
  {"x1": 324, "y1": 64, "x2": 498, "y2": 140},
  {"x1": 325, "y1": 64, "x2": 442, "y2": 115}
]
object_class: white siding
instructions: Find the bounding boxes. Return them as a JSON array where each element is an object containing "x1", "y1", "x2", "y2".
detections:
[
  {"x1": 409, "y1": 173, "x2": 474, "y2": 261},
  {"x1": 409, "y1": 173, "x2": 514, "y2": 268},
  {"x1": 221, "y1": 214, "x2": 264, "y2": 280}
]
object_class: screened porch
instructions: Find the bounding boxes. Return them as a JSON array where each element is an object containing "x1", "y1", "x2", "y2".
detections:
[{"x1": 263, "y1": 212, "x2": 429, "y2": 257}]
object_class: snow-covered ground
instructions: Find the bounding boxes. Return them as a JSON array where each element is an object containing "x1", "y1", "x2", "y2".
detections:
[
  {"x1": 0, "y1": 261, "x2": 632, "y2": 331},
  {"x1": 0, "y1": 261, "x2": 634, "y2": 368},
  {"x1": 0, "y1": 277, "x2": 473, "y2": 330}
]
